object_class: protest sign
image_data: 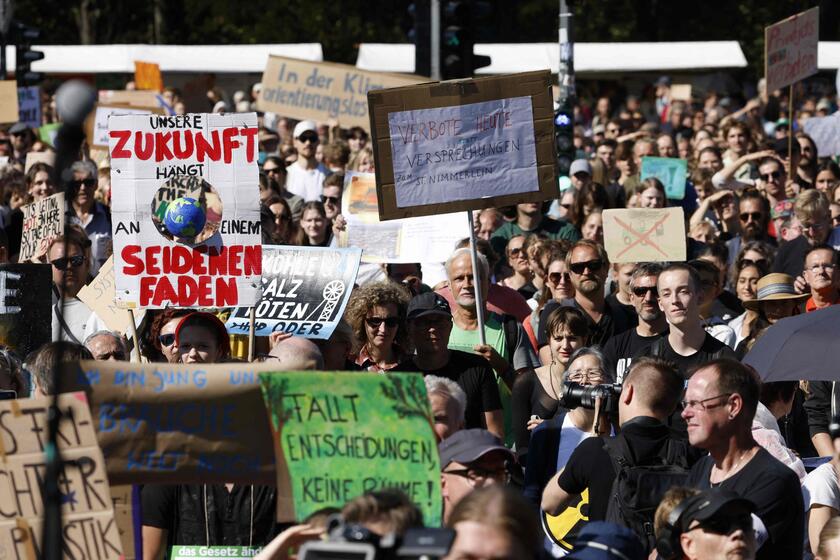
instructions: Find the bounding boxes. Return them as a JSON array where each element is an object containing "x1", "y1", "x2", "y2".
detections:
[
  {"x1": 0, "y1": 393, "x2": 123, "y2": 560},
  {"x1": 669, "y1": 84, "x2": 692, "y2": 102},
  {"x1": 63, "y1": 361, "x2": 279, "y2": 485},
  {"x1": 134, "y1": 61, "x2": 164, "y2": 92},
  {"x1": 640, "y1": 156, "x2": 687, "y2": 200},
  {"x1": 99, "y1": 89, "x2": 163, "y2": 108},
  {"x1": 603, "y1": 208, "x2": 686, "y2": 263},
  {"x1": 108, "y1": 112, "x2": 261, "y2": 309},
  {"x1": 78, "y1": 257, "x2": 144, "y2": 335},
  {"x1": 260, "y1": 371, "x2": 441, "y2": 525},
  {"x1": 258, "y1": 55, "x2": 421, "y2": 130},
  {"x1": 369, "y1": 71, "x2": 556, "y2": 221},
  {"x1": 0, "y1": 81, "x2": 18, "y2": 123},
  {"x1": 38, "y1": 122, "x2": 61, "y2": 147},
  {"x1": 0, "y1": 264, "x2": 51, "y2": 359},
  {"x1": 17, "y1": 86, "x2": 41, "y2": 128},
  {"x1": 226, "y1": 245, "x2": 361, "y2": 339},
  {"x1": 19, "y1": 192, "x2": 65, "y2": 262},
  {"x1": 86, "y1": 103, "x2": 164, "y2": 148},
  {"x1": 24, "y1": 150, "x2": 56, "y2": 173},
  {"x1": 170, "y1": 547, "x2": 260, "y2": 560},
  {"x1": 803, "y1": 112, "x2": 840, "y2": 157},
  {"x1": 110, "y1": 485, "x2": 137, "y2": 560},
  {"x1": 339, "y1": 171, "x2": 470, "y2": 263},
  {"x1": 765, "y1": 7, "x2": 819, "y2": 93}
]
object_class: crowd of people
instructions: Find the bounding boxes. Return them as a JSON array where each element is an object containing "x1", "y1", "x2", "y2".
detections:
[{"x1": 1, "y1": 68, "x2": 840, "y2": 560}]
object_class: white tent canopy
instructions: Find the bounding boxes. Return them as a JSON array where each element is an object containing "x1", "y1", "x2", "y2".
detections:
[
  {"x1": 5, "y1": 43, "x2": 323, "y2": 73},
  {"x1": 356, "y1": 42, "x2": 750, "y2": 74},
  {"x1": 818, "y1": 42, "x2": 840, "y2": 70}
]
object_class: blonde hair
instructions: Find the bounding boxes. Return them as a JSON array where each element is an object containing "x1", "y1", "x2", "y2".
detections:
[
  {"x1": 654, "y1": 486, "x2": 701, "y2": 538},
  {"x1": 795, "y1": 189, "x2": 829, "y2": 221}
]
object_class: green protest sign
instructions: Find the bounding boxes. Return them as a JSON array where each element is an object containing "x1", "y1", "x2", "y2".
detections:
[
  {"x1": 259, "y1": 371, "x2": 441, "y2": 527},
  {"x1": 640, "y1": 156, "x2": 688, "y2": 200},
  {"x1": 170, "y1": 546, "x2": 261, "y2": 560}
]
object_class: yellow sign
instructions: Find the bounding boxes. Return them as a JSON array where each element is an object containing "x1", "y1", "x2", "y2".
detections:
[
  {"x1": 134, "y1": 61, "x2": 164, "y2": 92},
  {"x1": 542, "y1": 488, "x2": 590, "y2": 551}
]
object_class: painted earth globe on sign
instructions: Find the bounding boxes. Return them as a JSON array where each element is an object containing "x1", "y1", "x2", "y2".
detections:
[{"x1": 163, "y1": 197, "x2": 207, "y2": 238}]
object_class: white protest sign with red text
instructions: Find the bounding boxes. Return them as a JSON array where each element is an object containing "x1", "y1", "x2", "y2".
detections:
[
  {"x1": 765, "y1": 7, "x2": 819, "y2": 93},
  {"x1": 108, "y1": 113, "x2": 261, "y2": 308}
]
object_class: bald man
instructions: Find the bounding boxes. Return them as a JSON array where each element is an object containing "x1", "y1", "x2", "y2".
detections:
[{"x1": 267, "y1": 335, "x2": 324, "y2": 370}]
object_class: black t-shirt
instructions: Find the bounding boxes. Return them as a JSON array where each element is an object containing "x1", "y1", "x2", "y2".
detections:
[
  {"x1": 687, "y1": 448, "x2": 804, "y2": 560},
  {"x1": 398, "y1": 350, "x2": 502, "y2": 430},
  {"x1": 557, "y1": 417, "x2": 686, "y2": 522},
  {"x1": 601, "y1": 328, "x2": 665, "y2": 383},
  {"x1": 772, "y1": 235, "x2": 810, "y2": 278},
  {"x1": 633, "y1": 332, "x2": 736, "y2": 379},
  {"x1": 538, "y1": 297, "x2": 637, "y2": 349},
  {"x1": 511, "y1": 368, "x2": 563, "y2": 456}
]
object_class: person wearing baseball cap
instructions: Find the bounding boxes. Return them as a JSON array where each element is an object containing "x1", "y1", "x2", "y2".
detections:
[
  {"x1": 285, "y1": 119, "x2": 329, "y2": 202},
  {"x1": 398, "y1": 293, "x2": 504, "y2": 439},
  {"x1": 439, "y1": 428, "x2": 514, "y2": 523}
]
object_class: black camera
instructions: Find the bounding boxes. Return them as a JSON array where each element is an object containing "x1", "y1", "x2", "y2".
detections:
[
  {"x1": 559, "y1": 382, "x2": 622, "y2": 412},
  {"x1": 829, "y1": 415, "x2": 840, "y2": 441},
  {"x1": 298, "y1": 516, "x2": 454, "y2": 560}
]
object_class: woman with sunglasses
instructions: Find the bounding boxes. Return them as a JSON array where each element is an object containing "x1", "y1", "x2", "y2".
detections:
[
  {"x1": 498, "y1": 235, "x2": 535, "y2": 300},
  {"x1": 67, "y1": 160, "x2": 112, "y2": 276},
  {"x1": 525, "y1": 244, "x2": 576, "y2": 344},
  {"x1": 262, "y1": 195, "x2": 302, "y2": 246},
  {"x1": 146, "y1": 309, "x2": 193, "y2": 363},
  {"x1": 47, "y1": 225, "x2": 94, "y2": 344},
  {"x1": 344, "y1": 281, "x2": 411, "y2": 372}
]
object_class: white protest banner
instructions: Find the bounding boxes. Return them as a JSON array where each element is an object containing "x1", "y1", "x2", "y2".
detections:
[
  {"x1": 78, "y1": 256, "x2": 144, "y2": 334},
  {"x1": 765, "y1": 7, "x2": 819, "y2": 93},
  {"x1": 17, "y1": 86, "x2": 41, "y2": 128},
  {"x1": 669, "y1": 84, "x2": 692, "y2": 102},
  {"x1": 339, "y1": 171, "x2": 470, "y2": 263},
  {"x1": 804, "y1": 112, "x2": 840, "y2": 157},
  {"x1": 24, "y1": 150, "x2": 56, "y2": 173},
  {"x1": 0, "y1": 393, "x2": 123, "y2": 560},
  {"x1": 19, "y1": 192, "x2": 65, "y2": 262},
  {"x1": 0, "y1": 81, "x2": 18, "y2": 123},
  {"x1": 603, "y1": 208, "x2": 686, "y2": 263},
  {"x1": 369, "y1": 71, "x2": 556, "y2": 220},
  {"x1": 87, "y1": 104, "x2": 164, "y2": 148},
  {"x1": 99, "y1": 89, "x2": 163, "y2": 108},
  {"x1": 226, "y1": 245, "x2": 361, "y2": 339},
  {"x1": 108, "y1": 113, "x2": 262, "y2": 309},
  {"x1": 258, "y1": 55, "x2": 422, "y2": 130}
]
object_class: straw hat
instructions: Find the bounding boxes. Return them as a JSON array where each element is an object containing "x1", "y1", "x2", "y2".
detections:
[{"x1": 742, "y1": 273, "x2": 809, "y2": 311}]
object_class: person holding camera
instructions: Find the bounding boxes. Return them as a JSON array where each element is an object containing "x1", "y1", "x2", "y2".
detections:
[{"x1": 541, "y1": 357, "x2": 691, "y2": 551}]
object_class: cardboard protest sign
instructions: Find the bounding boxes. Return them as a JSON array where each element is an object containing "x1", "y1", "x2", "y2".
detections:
[
  {"x1": 640, "y1": 156, "x2": 687, "y2": 200},
  {"x1": 0, "y1": 393, "x2": 123, "y2": 560},
  {"x1": 369, "y1": 71, "x2": 556, "y2": 221},
  {"x1": 669, "y1": 84, "x2": 692, "y2": 102},
  {"x1": 99, "y1": 89, "x2": 163, "y2": 108},
  {"x1": 19, "y1": 192, "x2": 65, "y2": 262},
  {"x1": 257, "y1": 55, "x2": 422, "y2": 130},
  {"x1": 260, "y1": 371, "x2": 441, "y2": 525},
  {"x1": 24, "y1": 150, "x2": 56, "y2": 173},
  {"x1": 0, "y1": 264, "x2": 51, "y2": 359},
  {"x1": 0, "y1": 81, "x2": 18, "y2": 123},
  {"x1": 108, "y1": 112, "x2": 261, "y2": 309},
  {"x1": 86, "y1": 103, "x2": 165, "y2": 148},
  {"x1": 63, "y1": 361, "x2": 279, "y2": 485},
  {"x1": 603, "y1": 208, "x2": 686, "y2": 263},
  {"x1": 18, "y1": 86, "x2": 41, "y2": 128},
  {"x1": 78, "y1": 257, "x2": 144, "y2": 335},
  {"x1": 803, "y1": 112, "x2": 840, "y2": 157},
  {"x1": 134, "y1": 61, "x2": 164, "y2": 92},
  {"x1": 339, "y1": 171, "x2": 470, "y2": 263},
  {"x1": 225, "y1": 245, "x2": 361, "y2": 339},
  {"x1": 765, "y1": 7, "x2": 819, "y2": 93},
  {"x1": 110, "y1": 485, "x2": 137, "y2": 560}
]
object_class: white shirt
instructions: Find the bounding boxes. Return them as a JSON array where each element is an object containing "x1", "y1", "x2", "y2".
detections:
[
  {"x1": 285, "y1": 162, "x2": 329, "y2": 202},
  {"x1": 803, "y1": 463, "x2": 840, "y2": 511}
]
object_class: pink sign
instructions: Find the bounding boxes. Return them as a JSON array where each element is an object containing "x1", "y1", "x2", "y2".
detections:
[{"x1": 765, "y1": 7, "x2": 819, "y2": 92}]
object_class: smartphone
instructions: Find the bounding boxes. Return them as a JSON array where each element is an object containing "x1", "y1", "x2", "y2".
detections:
[{"x1": 0, "y1": 390, "x2": 16, "y2": 401}]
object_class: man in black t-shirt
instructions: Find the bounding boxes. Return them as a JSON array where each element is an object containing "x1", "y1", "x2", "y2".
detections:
[
  {"x1": 634, "y1": 263, "x2": 734, "y2": 378},
  {"x1": 399, "y1": 292, "x2": 503, "y2": 438},
  {"x1": 683, "y1": 359, "x2": 803, "y2": 560},
  {"x1": 603, "y1": 262, "x2": 667, "y2": 382}
]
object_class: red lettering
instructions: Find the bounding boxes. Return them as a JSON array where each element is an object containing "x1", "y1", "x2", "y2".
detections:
[
  {"x1": 155, "y1": 132, "x2": 174, "y2": 162},
  {"x1": 196, "y1": 130, "x2": 221, "y2": 162},
  {"x1": 208, "y1": 247, "x2": 228, "y2": 275},
  {"x1": 192, "y1": 249, "x2": 207, "y2": 274},
  {"x1": 240, "y1": 128, "x2": 258, "y2": 163},
  {"x1": 145, "y1": 246, "x2": 161, "y2": 275},
  {"x1": 121, "y1": 245, "x2": 143, "y2": 275},
  {"x1": 172, "y1": 246, "x2": 191, "y2": 274},
  {"x1": 140, "y1": 277, "x2": 156, "y2": 306},
  {"x1": 215, "y1": 278, "x2": 237, "y2": 307},
  {"x1": 243, "y1": 245, "x2": 261, "y2": 275},
  {"x1": 228, "y1": 245, "x2": 243, "y2": 275},
  {"x1": 178, "y1": 276, "x2": 198, "y2": 306},
  {"x1": 155, "y1": 277, "x2": 178, "y2": 306},
  {"x1": 109, "y1": 130, "x2": 131, "y2": 158},
  {"x1": 135, "y1": 132, "x2": 153, "y2": 160},
  {"x1": 172, "y1": 130, "x2": 194, "y2": 159},
  {"x1": 197, "y1": 276, "x2": 214, "y2": 306},
  {"x1": 222, "y1": 127, "x2": 241, "y2": 164}
]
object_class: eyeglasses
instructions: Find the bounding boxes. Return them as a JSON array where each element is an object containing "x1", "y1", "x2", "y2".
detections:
[
  {"x1": 159, "y1": 333, "x2": 176, "y2": 347},
  {"x1": 365, "y1": 316, "x2": 399, "y2": 329},
  {"x1": 508, "y1": 246, "x2": 524, "y2": 256},
  {"x1": 72, "y1": 178, "x2": 96, "y2": 189},
  {"x1": 739, "y1": 212, "x2": 763, "y2": 222},
  {"x1": 321, "y1": 195, "x2": 340, "y2": 205},
  {"x1": 298, "y1": 133, "x2": 319, "y2": 144},
  {"x1": 96, "y1": 351, "x2": 127, "y2": 360},
  {"x1": 632, "y1": 286, "x2": 658, "y2": 297},
  {"x1": 807, "y1": 262, "x2": 836, "y2": 274},
  {"x1": 569, "y1": 259, "x2": 604, "y2": 275},
  {"x1": 443, "y1": 465, "x2": 510, "y2": 486},
  {"x1": 51, "y1": 255, "x2": 85, "y2": 270},
  {"x1": 567, "y1": 368, "x2": 605, "y2": 384},
  {"x1": 740, "y1": 258, "x2": 768, "y2": 268},
  {"x1": 548, "y1": 271, "x2": 572, "y2": 284},
  {"x1": 694, "y1": 514, "x2": 753, "y2": 536},
  {"x1": 759, "y1": 171, "x2": 781, "y2": 182},
  {"x1": 681, "y1": 393, "x2": 733, "y2": 412}
]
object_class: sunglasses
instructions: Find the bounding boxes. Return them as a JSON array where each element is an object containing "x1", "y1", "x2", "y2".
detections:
[
  {"x1": 548, "y1": 271, "x2": 571, "y2": 284},
  {"x1": 569, "y1": 259, "x2": 603, "y2": 275},
  {"x1": 72, "y1": 178, "x2": 96, "y2": 189},
  {"x1": 739, "y1": 212, "x2": 763, "y2": 222},
  {"x1": 759, "y1": 171, "x2": 781, "y2": 181},
  {"x1": 264, "y1": 167, "x2": 283, "y2": 175},
  {"x1": 51, "y1": 255, "x2": 85, "y2": 270},
  {"x1": 696, "y1": 514, "x2": 753, "y2": 536},
  {"x1": 298, "y1": 133, "x2": 319, "y2": 144},
  {"x1": 365, "y1": 316, "x2": 399, "y2": 329},
  {"x1": 740, "y1": 257, "x2": 768, "y2": 268},
  {"x1": 159, "y1": 333, "x2": 176, "y2": 347},
  {"x1": 632, "y1": 286, "x2": 658, "y2": 297},
  {"x1": 321, "y1": 195, "x2": 340, "y2": 205},
  {"x1": 508, "y1": 247, "x2": 524, "y2": 256}
]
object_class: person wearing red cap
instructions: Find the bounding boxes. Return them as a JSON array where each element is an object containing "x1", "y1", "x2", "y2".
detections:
[{"x1": 175, "y1": 312, "x2": 232, "y2": 363}]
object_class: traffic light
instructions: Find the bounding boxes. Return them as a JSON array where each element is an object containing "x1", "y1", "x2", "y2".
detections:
[
  {"x1": 408, "y1": 0, "x2": 431, "y2": 77},
  {"x1": 440, "y1": 1, "x2": 491, "y2": 80},
  {"x1": 14, "y1": 23, "x2": 44, "y2": 86},
  {"x1": 554, "y1": 100, "x2": 575, "y2": 177}
]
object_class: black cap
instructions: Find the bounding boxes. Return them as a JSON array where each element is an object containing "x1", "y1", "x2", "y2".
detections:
[
  {"x1": 9, "y1": 122, "x2": 28, "y2": 135},
  {"x1": 438, "y1": 429, "x2": 513, "y2": 468},
  {"x1": 678, "y1": 489, "x2": 754, "y2": 532},
  {"x1": 407, "y1": 292, "x2": 451, "y2": 320}
]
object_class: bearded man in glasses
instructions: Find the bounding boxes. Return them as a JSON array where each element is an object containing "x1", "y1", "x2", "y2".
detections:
[{"x1": 67, "y1": 160, "x2": 112, "y2": 276}]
